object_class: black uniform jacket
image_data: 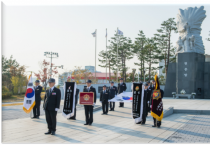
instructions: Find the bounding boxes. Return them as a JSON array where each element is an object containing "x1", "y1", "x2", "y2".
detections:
[
  {"x1": 43, "y1": 87, "x2": 61, "y2": 111},
  {"x1": 118, "y1": 83, "x2": 127, "y2": 94},
  {"x1": 100, "y1": 90, "x2": 110, "y2": 102},
  {"x1": 34, "y1": 86, "x2": 42, "y2": 101},
  {"x1": 75, "y1": 88, "x2": 79, "y2": 105},
  {"x1": 108, "y1": 86, "x2": 118, "y2": 99},
  {"x1": 83, "y1": 86, "x2": 97, "y2": 103}
]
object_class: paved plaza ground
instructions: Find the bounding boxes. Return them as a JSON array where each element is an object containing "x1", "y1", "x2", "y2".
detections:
[{"x1": 2, "y1": 98, "x2": 210, "y2": 143}]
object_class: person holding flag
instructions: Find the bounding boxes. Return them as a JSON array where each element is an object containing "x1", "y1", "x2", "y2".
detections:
[
  {"x1": 32, "y1": 80, "x2": 42, "y2": 119},
  {"x1": 150, "y1": 75, "x2": 164, "y2": 128},
  {"x1": 23, "y1": 74, "x2": 36, "y2": 114}
]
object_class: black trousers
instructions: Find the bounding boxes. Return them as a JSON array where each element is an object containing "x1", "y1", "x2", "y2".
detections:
[
  {"x1": 110, "y1": 102, "x2": 115, "y2": 110},
  {"x1": 84, "y1": 105, "x2": 93, "y2": 124},
  {"x1": 45, "y1": 109, "x2": 57, "y2": 131},
  {"x1": 119, "y1": 102, "x2": 124, "y2": 107},
  {"x1": 102, "y1": 101, "x2": 108, "y2": 114},
  {"x1": 153, "y1": 117, "x2": 161, "y2": 127},
  {"x1": 142, "y1": 110, "x2": 147, "y2": 124},
  {"x1": 69, "y1": 107, "x2": 76, "y2": 119},
  {"x1": 33, "y1": 100, "x2": 41, "y2": 117}
]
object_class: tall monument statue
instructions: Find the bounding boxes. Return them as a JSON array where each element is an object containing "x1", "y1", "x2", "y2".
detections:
[{"x1": 176, "y1": 6, "x2": 206, "y2": 54}]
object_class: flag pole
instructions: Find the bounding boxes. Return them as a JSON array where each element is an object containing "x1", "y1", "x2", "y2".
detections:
[
  {"x1": 95, "y1": 29, "x2": 97, "y2": 84},
  {"x1": 116, "y1": 27, "x2": 118, "y2": 83},
  {"x1": 106, "y1": 28, "x2": 107, "y2": 83},
  {"x1": 30, "y1": 71, "x2": 32, "y2": 118}
]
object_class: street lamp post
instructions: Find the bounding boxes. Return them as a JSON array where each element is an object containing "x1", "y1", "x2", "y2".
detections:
[
  {"x1": 44, "y1": 52, "x2": 59, "y2": 78},
  {"x1": 138, "y1": 71, "x2": 140, "y2": 82},
  {"x1": 132, "y1": 68, "x2": 136, "y2": 82}
]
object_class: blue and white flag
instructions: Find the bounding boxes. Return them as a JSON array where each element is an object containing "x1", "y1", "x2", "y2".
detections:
[
  {"x1": 92, "y1": 31, "x2": 96, "y2": 37},
  {"x1": 117, "y1": 29, "x2": 123, "y2": 35}
]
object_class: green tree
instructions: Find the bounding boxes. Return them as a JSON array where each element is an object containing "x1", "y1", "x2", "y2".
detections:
[
  {"x1": 10, "y1": 76, "x2": 19, "y2": 94},
  {"x1": 108, "y1": 32, "x2": 133, "y2": 82},
  {"x1": 155, "y1": 18, "x2": 177, "y2": 77},
  {"x1": 133, "y1": 30, "x2": 147, "y2": 81},
  {"x1": 2, "y1": 55, "x2": 20, "y2": 91},
  {"x1": 144, "y1": 38, "x2": 161, "y2": 80},
  {"x1": 98, "y1": 49, "x2": 115, "y2": 83}
]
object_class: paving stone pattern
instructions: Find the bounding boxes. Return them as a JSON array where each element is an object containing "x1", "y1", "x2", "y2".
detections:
[
  {"x1": 164, "y1": 115, "x2": 210, "y2": 143},
  {"x1": 2, "y1": 104, "x2": 100, "y2": 121}
]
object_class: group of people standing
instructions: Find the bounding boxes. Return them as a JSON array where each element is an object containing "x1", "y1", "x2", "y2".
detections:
[{"x1": 32, "y1": 76, "x2": 163, "y2": 135}]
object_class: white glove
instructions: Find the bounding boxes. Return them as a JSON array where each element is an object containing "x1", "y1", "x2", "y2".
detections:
[
  {"x1": 55, "y1": 108, "x2": 59, "y2": 111},
  {"x1": 92, "y1": 103, "x2": 95, "y2": 106},
  {"x1": 150, "y1": 105, "x2": 152, "y2": 108},
  {"x1": 147, "y1": 101, "x2": 150, "y2": 104}
]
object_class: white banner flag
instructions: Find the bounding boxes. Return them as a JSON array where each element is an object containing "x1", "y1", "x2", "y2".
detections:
[
  {"x1": 108, "y1": 92, "x2": 133, "y2": 102},
  {"x1": 23, "y1": 75, "x2": 35, "y2": 113}
]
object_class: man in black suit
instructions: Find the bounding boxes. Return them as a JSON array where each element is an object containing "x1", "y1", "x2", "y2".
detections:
[
  {"x1": 118, "y1": 78, "x2": 127, "y2": 107},
  {"x1": 68, "y1": 88, "x2": 79, "y2": 120},
  {"x1": 100, "y1": 85, "x2": 109, "y2": 115},
  {"x1": 83, "y1": 80, "x2": 96, "y2": 126},
  {"x1": 142, "y1": 83, "x2": 148, "y2": 124},
  {"x1": 43, "y1": 78, "x2": 61, "y2": 135},
  {"x1": 108, "y1": 81, "x2": 118, "y2": 111},
  {"x1": 32, "y1": 80, "x2": 42, "y2": 119},
  {"x1": 146, "y1": 81, "x2": 152, "y2": 116}
]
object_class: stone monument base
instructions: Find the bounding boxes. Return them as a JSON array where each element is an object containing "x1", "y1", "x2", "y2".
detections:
[{"x1": 164, "y1": 52, "x2": 210, "y2": 99}]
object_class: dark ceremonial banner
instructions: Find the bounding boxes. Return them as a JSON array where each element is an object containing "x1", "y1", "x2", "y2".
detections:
[
  {"x1": 132, "y1": 83, "x2": 143, "y2": 120},
  {"x1": 151, "y1": 89, "x2": 163, "y2": 121},
  {"x1": 62, "y1": 82, "x2": 76, "y2": 118},
  {"x1": 79, "y1": 92, "x2": 94, "y2": 105}
]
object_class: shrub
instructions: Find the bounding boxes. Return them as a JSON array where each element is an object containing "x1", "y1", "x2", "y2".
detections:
[{"x1": 2, "y1": 91, "x2": 13, "y2": 99}]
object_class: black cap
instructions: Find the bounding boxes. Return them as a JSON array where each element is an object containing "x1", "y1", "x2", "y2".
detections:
[
  {"x1": 120, "y1": 78, "x2": 123, "y2": 80},
  {"x1": 48, "y1": 78, "x2": 55, "y2": 83},
  {"x1": 86, "y1": 80, "x2": 92, "y2": 83},
  {"x1": 103, "y1": 85, "x2": 107, "y2": 87},
  {"x1": 35, "y1": 80, "x2": 40, "y2": 83},
  {"x1": 110, "y1": 81, "x2": 114, "y2": 84},
  {"x1": 147, "y1": 81, "x2": 150, "y2": 84}
]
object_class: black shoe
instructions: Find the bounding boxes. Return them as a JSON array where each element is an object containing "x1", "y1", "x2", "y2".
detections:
[
  {"x1": 112, "y1": 109, "x2": 115, "y2": 111},
  {"x1": 157, "y1": 126, "x2": 160, "y2": 128},
  {"x1": 136, "y1": 122, "x2": 141, "y2": 124},
  {"x1": 45, "y1": 130, "x2": 51, "y2": 135},
  {"x1": 51, "y1": 131, "x2": 55, "y2": 135},
  {"x1": 152, "y1": 125, "x2": 157, "y2": 127},
  {"x1": 36, "y1": 116, "x2": 39, "y2": 119},
  {"x1": 89, "y1": 123, "x2": 92, "y2": 126},
  {"x1": 32, "y1": 117, "x2": 36, "y2": 119},
  {"x1": 141, "y1": 122, "x2": 145, "y2": 125},
  {"x1": 84, "y1": 123, "x2": 88, "y2": 125}
]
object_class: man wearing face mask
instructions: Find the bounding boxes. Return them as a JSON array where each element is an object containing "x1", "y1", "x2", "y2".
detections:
[
  {"x1": 118, "y1": 78, "x2": 127, "y2": 107},
  {"x1": 43, "y1": 78, "x2": 61, "y2": 135},
  {"x1": 83, "y1": 80, "x2": 96, "y2": 126}
]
